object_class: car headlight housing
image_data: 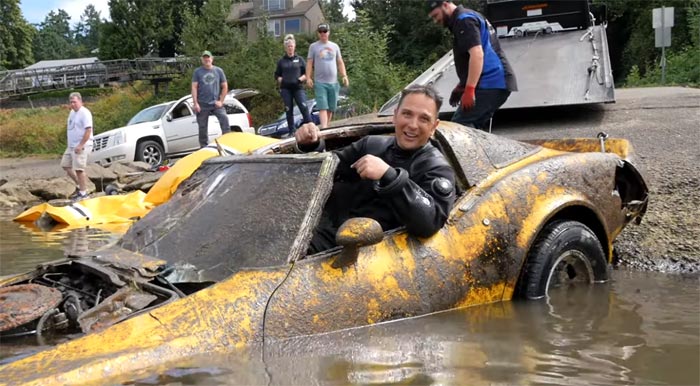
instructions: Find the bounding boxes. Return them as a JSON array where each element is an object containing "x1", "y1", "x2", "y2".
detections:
[{"x1": 112, "y1": 129, "x2": 126, "y2": 146}]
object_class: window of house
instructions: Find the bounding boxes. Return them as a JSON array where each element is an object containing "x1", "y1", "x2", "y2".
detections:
[
  {"x1": 268, "y1": 20, "x2": 281, "y2": 37},
  {"x1": 284, "y1": 18, "x2": 301, "y2": 34},
  {"x1": 264, "y1": 0, "x2": 285, "y2": 11}
]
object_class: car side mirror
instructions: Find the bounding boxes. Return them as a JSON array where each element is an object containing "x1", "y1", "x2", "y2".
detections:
[
  {"x1": 332, "y1": 217, "x2": 383, "y2": 268},
  {"x1": 165, "y1": 113, "x2": 172, "y2": 122}
]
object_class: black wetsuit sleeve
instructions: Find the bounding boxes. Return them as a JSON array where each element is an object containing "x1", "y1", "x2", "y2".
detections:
[{"x1": 376, "y1": 152, "x2": 455, "y2": 238}]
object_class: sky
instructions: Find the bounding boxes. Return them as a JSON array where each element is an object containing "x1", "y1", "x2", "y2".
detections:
[{"x1": 20, "y1": 0, "x2": 355, "y2": 26}]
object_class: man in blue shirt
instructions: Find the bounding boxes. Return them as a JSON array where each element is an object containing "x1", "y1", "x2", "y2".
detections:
[{"x1": 428, "y1": 0, "x2": 517, "y2": 130}]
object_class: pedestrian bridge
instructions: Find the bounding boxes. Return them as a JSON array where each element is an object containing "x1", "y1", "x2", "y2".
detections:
[{"x1": 0, "y1": 58, "x2": 193, "y2": 100}]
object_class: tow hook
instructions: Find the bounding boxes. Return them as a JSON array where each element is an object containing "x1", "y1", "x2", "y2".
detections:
[{"x1": 597, "y1": 132, "x2": 608, "y2": 153}]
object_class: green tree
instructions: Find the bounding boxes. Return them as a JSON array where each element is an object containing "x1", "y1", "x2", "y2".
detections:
[
  {"x1": 180, "y1": 0, "x2": 241, "y2": 56},
  {"x1": 597, "y1": 0, "x2": 698, "y2": 85},
  {"x1": 32, "y1": 9, "x2": 77, "y2": 61},
  {"x1": 99, "y1": 0, "x2": 176, "y2": 59},
  {"x1": 320, "y1": 0, "x2": 347, "y2": 24},
  {"x1": 0, "y1": 0, "x2": 35, "y2": 69},
  {"x1": 350, "y1": 0, "x2": 463, "y2": 71},
  {"x1": 331, "y1": 10, "x2": 416, "y2": 113},
  {"x1": 73, "y1": 5, "x2": 103, "y2": 57}
]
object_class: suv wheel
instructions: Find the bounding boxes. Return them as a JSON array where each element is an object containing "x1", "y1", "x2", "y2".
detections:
[{"x1": 135, "y1": 140, "x2": 164, "y2": 167}]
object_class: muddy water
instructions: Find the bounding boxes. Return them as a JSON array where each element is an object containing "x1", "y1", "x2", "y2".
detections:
[{"x1": 0, "y1": 216, "x2": 698, "y2": 385}]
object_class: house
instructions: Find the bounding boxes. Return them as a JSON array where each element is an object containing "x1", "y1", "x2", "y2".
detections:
[{"x1": 228, "y1": 0, "x2": 325, "y2": 41}]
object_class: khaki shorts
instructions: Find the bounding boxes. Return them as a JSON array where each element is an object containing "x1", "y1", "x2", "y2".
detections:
[{"x1": 61, "y1": 145, "x2": 92, "y2": 171}]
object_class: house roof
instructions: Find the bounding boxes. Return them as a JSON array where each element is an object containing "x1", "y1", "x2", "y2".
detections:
[
  {"x1": 232, "y1": 0, "x2": 317, "y2": 22},
  {"x1": 25, "y1": 57, "x2": 99, "y2": 70}
]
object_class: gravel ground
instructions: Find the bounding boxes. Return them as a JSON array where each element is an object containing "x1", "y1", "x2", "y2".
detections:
[
  {"x1": 494, "y1": 87, "x2": 700, "y2": 274},
  {"x1": 1, "y1": 87, "x2": 698, "y2": 273}
]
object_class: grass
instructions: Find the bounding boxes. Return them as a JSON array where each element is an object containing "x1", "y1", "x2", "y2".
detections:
[{"x1": 0, "y1": 84, "x2": 154, "y2": 157}]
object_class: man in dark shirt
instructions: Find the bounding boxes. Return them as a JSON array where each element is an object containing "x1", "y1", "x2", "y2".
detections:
[
  {"x1": 428, "y1": 0, "x2": 517, "y2": 131},
  {"x1": 295, "y1": 85, "x2": 456, "y2": 253}
]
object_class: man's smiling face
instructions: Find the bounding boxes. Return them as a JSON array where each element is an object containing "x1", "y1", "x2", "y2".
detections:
[{"x1": 393, "y1": 93, "x2": 439, "y2": 151}]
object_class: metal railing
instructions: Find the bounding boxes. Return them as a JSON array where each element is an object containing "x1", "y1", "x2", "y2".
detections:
[{"x1": 0, "y1": 57, "x2": 194, "y2": 100}]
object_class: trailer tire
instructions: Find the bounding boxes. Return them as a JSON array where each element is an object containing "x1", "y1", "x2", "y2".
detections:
[{"x1": 518, "y1": 220, "x2": 608, "y2": 300}]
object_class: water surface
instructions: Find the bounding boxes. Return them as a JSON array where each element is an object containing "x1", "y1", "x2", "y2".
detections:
[{"x1": 0, "y1": 215, "x2": 697, "y2": 385}]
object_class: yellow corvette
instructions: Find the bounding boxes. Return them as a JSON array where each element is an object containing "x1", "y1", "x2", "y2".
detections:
[{"x1": 0, "y1": 122, "x2": 647, "y2": 385}]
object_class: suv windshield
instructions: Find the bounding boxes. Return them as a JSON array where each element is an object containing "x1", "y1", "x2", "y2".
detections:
[
  {"x1": 118, "y1": 154, "x2": 337, "y2": 282},
  {"x1": 127, "y1": 104, "x2": 172, "y2": 125}
]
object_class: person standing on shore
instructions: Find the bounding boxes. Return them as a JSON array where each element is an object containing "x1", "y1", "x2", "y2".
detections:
[
  {"x1": 306, "y1": 23, "x2": 349, "y2": 129},
  {"x1": 275, "y1": 34, "x2": 312, "y2": 136},
  {"x1": 62, "y1": 92, "x2": 93, "y2": 201},
  {"x1": 191, "y1": 50, "x2": 230, "y2": 148}
]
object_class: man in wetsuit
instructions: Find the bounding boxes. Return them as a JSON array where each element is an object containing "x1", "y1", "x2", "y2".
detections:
[
  {"x1": 295, "y1": 85, "x2": 456, "y2": 253},
  {"x1": 428, "y1": 0, "x2": 517, "y2": 131}
]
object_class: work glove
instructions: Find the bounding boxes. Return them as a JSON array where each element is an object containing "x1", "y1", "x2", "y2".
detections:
[
  {"x1": 449, "y1": 84, "x2": 465, "y2": 107},
  {"x1": 461, "y1": 85, "x2": 476, "y2": 110}
]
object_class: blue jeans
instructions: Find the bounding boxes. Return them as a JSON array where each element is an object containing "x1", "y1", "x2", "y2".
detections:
[
  {"x1": 281, "y1": 88, "x2": 312, "y2": 135},
  {"x1": 452, "y1": 89, "x2": 511, "y2": 131},
  {"x1": 197, "y1": 107, "x2": 230, "y2": 148}
]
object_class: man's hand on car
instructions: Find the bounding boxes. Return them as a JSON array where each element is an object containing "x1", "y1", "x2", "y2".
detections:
[
  {"x1": 295, "y1": 122, "x2": 320, "y2": 144},
  {"x1": 351, "y1": 155, "x2": 390, "y2": 180}
]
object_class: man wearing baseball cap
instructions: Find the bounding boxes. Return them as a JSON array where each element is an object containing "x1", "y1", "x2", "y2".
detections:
[
  {"x1": 191, "y1": 50, "x2": 230, "y2": 148},
  {"x1": 306, "y1": 22, "x2": 349, "y2": 129},
  {"x1": 428, "y1": 1, "x2": 517, "y2": 131}
]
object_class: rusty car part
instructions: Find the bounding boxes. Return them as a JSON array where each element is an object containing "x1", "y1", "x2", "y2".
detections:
[{"x1": 0, "y1": 284, "x2": 62, "y2": 332}]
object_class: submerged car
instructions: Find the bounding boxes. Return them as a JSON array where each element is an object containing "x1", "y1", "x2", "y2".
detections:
[
  {"x1": 88, "y1": 89, "x2": 258, "y2": 167},
  {"x1": 0, "y1": 122, "x2": 648, "y2": 384}
]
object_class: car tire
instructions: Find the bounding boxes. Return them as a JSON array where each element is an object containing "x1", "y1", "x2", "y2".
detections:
[
  {"x1": 515, "y1": 29, "x2": 523, "y2": 37},
  {"x1": 135, "y1": 140, "x2": 164, "y2": 167},
  {"x1": 517, "y1": 220, "x2": 607, "y2": 300},
  {"x1": 545, "y1": 26, "x2": 553, "y2": 34},
  {"x1": 230, "y1": 126, "x2": 242, "y2": 133}
]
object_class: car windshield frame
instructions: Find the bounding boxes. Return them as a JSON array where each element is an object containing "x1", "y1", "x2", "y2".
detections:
[{"x1": 118, "y1": 153, "x2": 338, "y2": 282}]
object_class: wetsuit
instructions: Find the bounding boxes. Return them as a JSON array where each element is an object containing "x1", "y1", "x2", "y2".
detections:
[{"x1": 303, "y1": 136, "x2": 456, "y2": 253}]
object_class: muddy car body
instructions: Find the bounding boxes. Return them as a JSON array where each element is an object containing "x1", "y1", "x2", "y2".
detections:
[{"x1": 0, "y1": 122, "x2": 648, "y2": 384}]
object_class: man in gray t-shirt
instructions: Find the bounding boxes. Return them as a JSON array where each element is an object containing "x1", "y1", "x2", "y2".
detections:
[
  {"x1": 306, "y1": 23, "x2": 349, "y2": 129},
  {"x1": 191, "y1": 50, "x2": 230, "y2": 148}
]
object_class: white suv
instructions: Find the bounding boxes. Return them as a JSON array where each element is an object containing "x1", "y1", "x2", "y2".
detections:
[{"x1": 89, "y1": 90, "x2": 256, "y2": 167}]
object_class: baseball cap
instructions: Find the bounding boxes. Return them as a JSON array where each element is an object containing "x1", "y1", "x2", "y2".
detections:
[
  {"x1": 427, "y1": 0, "x2": 444, "y2": 11},
  {"x1": 201, "y1": 50, "x2": 212, "y2": 57},
  {"x1": 317, "y1": 23, "x2": 330, "y2": 32}
]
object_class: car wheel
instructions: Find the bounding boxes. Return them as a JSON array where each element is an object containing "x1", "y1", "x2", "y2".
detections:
[
  {"x1": 517, "y1": 220, "x2": 607, "y2": 300},
  {"x1": 135, "y1": 140, "x2": 164, "y2": 167},
  {"x1": 515, "y1": 29, "x2": 523, "y2": 37},
  {"x1": 230, "y1": 126, "x2": 242, "y2": 133},
  {"x1": 545, "y1": 26, "x2": 553, "y2": 34}
]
